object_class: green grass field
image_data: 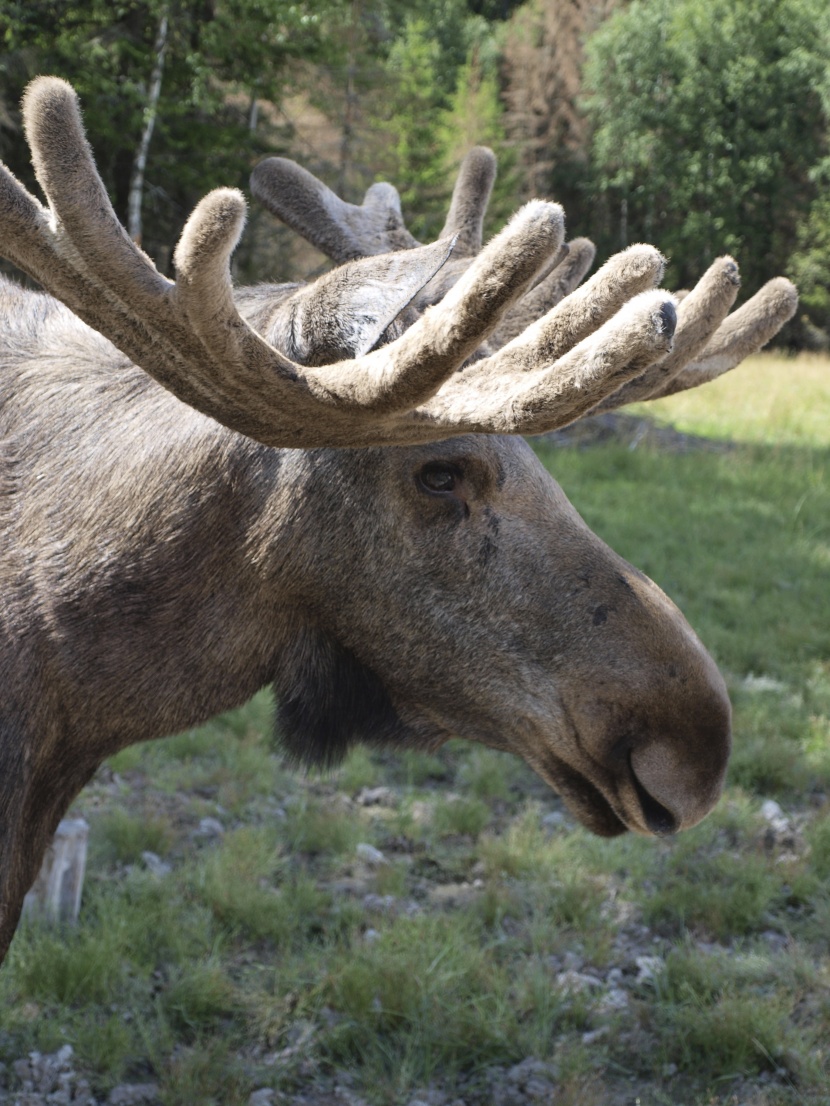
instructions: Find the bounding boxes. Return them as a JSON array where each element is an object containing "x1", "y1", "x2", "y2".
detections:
[{"x1": 1, "y1": 354, "x2": 828, "y2": 1106}]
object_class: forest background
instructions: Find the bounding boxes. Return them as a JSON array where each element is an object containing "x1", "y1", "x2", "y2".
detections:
[{"x1": 2, "y1": 0, "x2": 830, "y2": 344}]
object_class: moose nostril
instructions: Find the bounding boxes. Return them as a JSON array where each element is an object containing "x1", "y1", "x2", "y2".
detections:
[{"x1": 629, "y1": 755, "x2": 678, "y2": 836}]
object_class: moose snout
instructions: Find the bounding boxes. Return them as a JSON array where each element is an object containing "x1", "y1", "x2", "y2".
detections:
[
  {"x1": 625, "y1": 681, "x2": 733, "y2": 833},
  {"x1": 584, "y1": 655, "x2": 733, "y2": 837},
  {"x1": 547, "y1": 563, "x2": 734, "y2": 837}
]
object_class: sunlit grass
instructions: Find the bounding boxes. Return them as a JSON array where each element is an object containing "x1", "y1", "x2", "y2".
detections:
[{"x1": 630, "y1": 351, "x2": 830, "y2": 446}]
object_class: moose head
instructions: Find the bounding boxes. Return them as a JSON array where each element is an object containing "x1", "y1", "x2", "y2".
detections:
[{"x1": 0, "y1": 78, "x2": 797, "y2": 961}]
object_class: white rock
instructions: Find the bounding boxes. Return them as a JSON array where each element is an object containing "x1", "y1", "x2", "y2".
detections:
[
  {"x1": 581, "y1": 1026, "x2": 610, "y2": 1045},
  {"x1": 248, "y1": 1091, "x2": 276, "y2": 1106},
  {"x1": 599, "y1": 987, "x2": 630, "y2": 1011},
  {"x1": 356, "y1": 843, "x2": 388, "y2": 866},
  {"x1": 197, "y1": 817, "x2": 225, "y2": 838},
  {"x1": 635, "y1": 955, "x2": 665, "y2": 985},
  {"x1": 356, "y1": 787, "x2": 398, "y2": 807},
  {"x1": 555, "y1": 969, "x2": 603, "y2": 995},
  {"x1": 760, "y1": 799, "x2": 790, "y2": 834},
  {"x1": 362, "y1": 893, "x2": 397, "y2": 915},
  {"x1": 141, "y1": 852, "x2": 171, "y2": 878}
]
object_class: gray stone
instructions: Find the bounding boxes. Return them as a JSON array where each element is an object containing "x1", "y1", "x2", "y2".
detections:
[
  {"x1": 356, "y1": 787, "x2": 398, "y2": 807},
  {"x1": 362, "y1": 893, "x2": 397, "y2": 915},
  {"x1": 248, "y1": 1091, "x2": 276, "y2": 1106},
  {"x1": 108, "y1": 1085, "x2": 160, "y2": 1105},
  {"x1": 196, "y1": 817, "x2": 225, "y2": 838},
  {"x1": 355, "y1": 843, "x2": 387, "y2": 866},
  {"x1": 555, "y1": 969, "x2": 603, "y2": 994},
  {"x1": 140, "y1": 852, "x2": 171, "y2": 878},
  {"x1": 634, "y1": 955, "x2": 665, "y2": 985}
]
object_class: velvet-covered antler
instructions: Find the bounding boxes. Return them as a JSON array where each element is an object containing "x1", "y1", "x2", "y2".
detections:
[
  {"x1": 251, "y1": 146, "x2": 797, "y2": 396},
  {"x1": 0, "y1": 77, "x2": 695, "y2": 448}
]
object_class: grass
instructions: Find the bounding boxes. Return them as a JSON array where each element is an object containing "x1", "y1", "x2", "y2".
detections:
[{"x1": 1, "y1": 352, "x2": 829, "y2": 1104}]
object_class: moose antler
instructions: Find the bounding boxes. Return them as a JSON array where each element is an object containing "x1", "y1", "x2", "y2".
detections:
[
  {"x1": 252, "y1": 145, "x2": 595, "y2": 330},
  {"x1": 251, "y1": 146, "x2": 797, "y2": 396},
  {"x1": 0, "y1": 77, "x2": 705, "y2": 449}
]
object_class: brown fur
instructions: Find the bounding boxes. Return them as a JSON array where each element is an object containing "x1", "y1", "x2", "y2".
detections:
[{"x1": 0, "y1": 78, "x2": 797, "y2": 964}]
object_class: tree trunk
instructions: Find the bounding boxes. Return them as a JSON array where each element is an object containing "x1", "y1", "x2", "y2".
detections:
[{"x1": 127, "y1": 9, "x2": 169, "y2": 245}]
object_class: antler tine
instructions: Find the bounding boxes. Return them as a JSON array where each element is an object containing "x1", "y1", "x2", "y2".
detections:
[
  {"x1": 0, "y1": 160, "x2": 206, "y2": 407},
  {"x1": 489, "y1": 237, "x2": 598, "y2": 351},
  {"x1": 594, "y1": 256, "x2": 742, "y2": 410},
  {"x1": 470, "y1": 243, "x2": 665, "y2": 379},
  {"x1": 439, "y1": 146, "x2": 497, "y2": 257},
  {"x1": 407, "y1": 290, "x2": 678, "y2": 441},
  {"x1": 651, "y1": 277, "x2": 799, "y2": 399},
  {"x1": 23, "y1": 78, "x2": 173, "y2": 314},
  {"x1": 252, "y1": 146, "x2": 495, "y2": 267},
  {"x1": 250, "y1": 158, "x2": 418, "y2": 263},
  {"x1": 174, "y1": 195, "x2": 565, "y2": 425}
]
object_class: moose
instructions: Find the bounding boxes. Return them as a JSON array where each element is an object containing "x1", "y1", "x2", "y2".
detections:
[{"x1": 0, "y1": 77, "x2": 797, "y2": 963}]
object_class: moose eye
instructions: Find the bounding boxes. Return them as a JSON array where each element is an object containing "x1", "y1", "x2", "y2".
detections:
[{"x1": 418, "y1": 462, "x2": 460, "y2": 495}]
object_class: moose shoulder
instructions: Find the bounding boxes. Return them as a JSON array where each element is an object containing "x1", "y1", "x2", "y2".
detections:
[{"x1": 0, "y1": 78, "x2": 797, "y2": 963}]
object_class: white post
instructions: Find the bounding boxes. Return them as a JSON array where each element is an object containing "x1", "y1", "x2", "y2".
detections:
[{"x1": 22, "y1": 818, "x2": 89, "y2": 925}]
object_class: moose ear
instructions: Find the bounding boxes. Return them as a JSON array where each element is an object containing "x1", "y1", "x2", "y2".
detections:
[{"x1": 280, "y1": 236, "x2": 457, "y2": 365}]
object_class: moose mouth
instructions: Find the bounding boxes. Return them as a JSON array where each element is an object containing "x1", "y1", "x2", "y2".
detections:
[{"x1": 539, "y1": 753, "x2": 677, "y2": 838}]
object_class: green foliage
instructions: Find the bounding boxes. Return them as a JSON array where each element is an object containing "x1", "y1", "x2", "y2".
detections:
[
  {"x1": 92, "y1": 808, "x2": 174, "y2": 866},
  {"x1": 322, "y1": 913, "x2": 517, "y2": 1079},
  {"x1": 788, "y1": 193, "x2": 830, "y2": 344},
  {"x1": 283, "y1": 796, "x2": 365, "y2": 856},
  {"x1": 583, "y1": 0, "x2": 830, "y2": 296},
  {"x1": 162, "y1": 959, "x2": 239, "y2": 1036},
  {"x1": 431, "y1": 794, "x2": 491, "y2": 837},
  {"x1": 0, "y1": 0, "x2": 333, "y2": 266}
]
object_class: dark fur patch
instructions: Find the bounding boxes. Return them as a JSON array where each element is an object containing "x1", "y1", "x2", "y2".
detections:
[{"x1": 274, "y1": 626, "x2": 406, "y2": 769}]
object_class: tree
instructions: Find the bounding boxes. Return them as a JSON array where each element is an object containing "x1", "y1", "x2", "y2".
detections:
[
  {"x1": 0, "y1": 0, "x2": 335, "y2": 270},
  {"x1": 582, "y1": 0, "x2": 830, "y2": 295},
  {"x1": 500, "y1": 0, "x2": 620, "y2": 218}
]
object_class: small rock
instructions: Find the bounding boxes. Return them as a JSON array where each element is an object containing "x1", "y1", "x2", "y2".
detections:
[
  {"x1": 406, "y1": 1091, "x2": 446, "y2": 1106},
  {"x1": 635, "y1": 955, "x2": 665, "y2": 985},
  {"x1": 248, "y1": 1091, "x2": 275, "y2": 1106},
  {"x1": 761, "y1": 798, "x2": 785, "y2": 821},
  {"x1": 362, "y1": 893, "x2": 397, "y2": 915},
  {"x1": 505, "y1": 1058, "x2": 558, "y2": 1100},
  {"x1": 428, "y1": 882, "x2": 481, "y2": 908},
  {"x1": 541, "y1": 810, "x2": 566, "y2": 830},
  {"x1": 356, "y1": 787, "x2": 398, "y2": 807},
  {"x1": 581, "y1": 1026, "x2": 610, "y2": 1045},
  {"x1": 562, "y1": 949, "x2": 584, "y2": 971},
  {"x1": 141, "y1": 852, "x2": 171, "y2": 878},
  {"x1": 555, "y1": 969, "x2": 603, "y2": 995},
  {"x1": 661, "y1": 1063, "x2": 678, "y2": 1078},
  {"x1": 355, "y1": 842, "x2": 388, "y2": 866},
  {"x1": 761, "y1": 929, "x2": 788, "y2": 952},
  {"x1": 196, "y1": 817, "x2": 225, "y2": 838},
  {"x1": 108, "y1": 1084, "x2": 161, "y2": 1105},
  {"x1": 363, "y1": 928, "x2": 381, "y2": 944},
  {"x1": 599, "y1": 987, "x2": 630, "y2": 1011},
  {"x1": 760, "y1": 799, "x2": 790, "y2": 834}
]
